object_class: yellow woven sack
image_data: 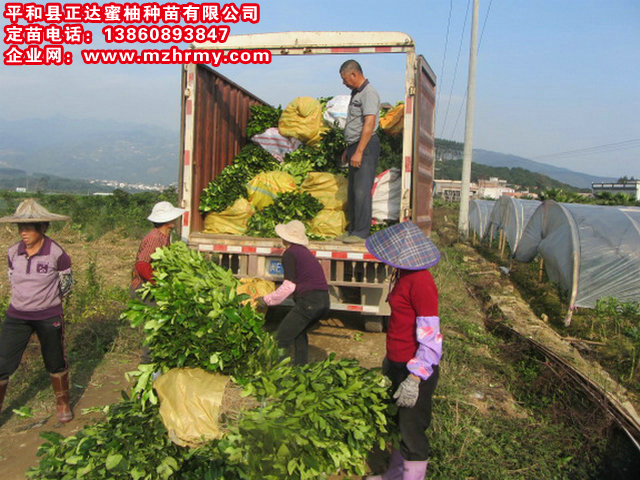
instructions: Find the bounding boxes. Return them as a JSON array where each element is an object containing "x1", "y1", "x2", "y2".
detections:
[
  {"x1": 300, "y1": 172, "x2": 348, "y2": 211},
  {"x1": 380, "y1": 103, "x2": 404, "y2": 136},
  {"x1": 155, "y1": 368, "x2": 229, "y2": 447},
  {"x1": 309, "y1": 208, "x2": 347, "y2": 238},
  {"x1": 278, "y1": 97, "x2": 328, "y2": 146},
  {"x1": 246, "y1": 171, "x2": 297, "y2": 210},
  {"x1": 237, "y1": 278, "x2": 276, "y2": 307},
  {"x1": 203, "y1": 198, "x2": 254, "y2": 235}
]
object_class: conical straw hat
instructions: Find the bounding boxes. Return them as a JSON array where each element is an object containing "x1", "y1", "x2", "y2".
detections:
[
  {"x1": 274, "y1": 220, "x2": 309, "y2": 246},
  {"x1": 0, "y1": 198, "x2": 70, "y2": 223}
]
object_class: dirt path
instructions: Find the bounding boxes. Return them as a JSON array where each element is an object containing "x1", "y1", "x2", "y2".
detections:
[{"x1": 0, "y1": 351, "x2": 139, "y2": 480}]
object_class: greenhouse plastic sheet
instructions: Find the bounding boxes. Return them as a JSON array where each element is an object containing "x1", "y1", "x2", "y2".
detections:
[
  {"x1": 468, "y1": 199, "x2": 495, "y2": 238},
  {"x1": 486, "y1": 197, "x2": 541, "y2": 253},
  {"x1": 515, "y1": 201, "x2": 640, "y2": 308}
]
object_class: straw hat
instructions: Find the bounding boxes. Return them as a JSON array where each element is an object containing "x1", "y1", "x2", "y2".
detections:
[
  {"x1": 365, "y1": 222, "x2": 441, "y2": 270},
  {"x1": 147, "y1": 201, "x2": 185, "y2": 223},
  {"x1": 274, "y1": 220, "x2": 309, "y2": 246},
  {"x1": 0, "y1": 198, "x2": 70, "y2": 223}
]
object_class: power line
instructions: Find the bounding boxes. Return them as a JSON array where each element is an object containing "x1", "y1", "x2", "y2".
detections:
[
  {"x1": 438, "y1": 0, "x2": 471, "y2": 138},
  {"x1": 436, "y1": 0, "x2": 454, "y2": 109},
  {"x1": 533, "y1": 139, "x2": 640, "y2": 160},
  {"x1": 478, "y1": 0, "x2": 494, "y2": 50},
  {"x1": 450, "y1": 0, "x2": 494, "y2": 140}
]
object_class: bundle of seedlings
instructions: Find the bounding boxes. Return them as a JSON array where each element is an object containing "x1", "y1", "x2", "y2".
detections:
[
  {"x1": 246, "y1": 191, "x2": 324, "y2": 238},
  {"x1": 181, "y1": 355, "x2": 394, "y2": 480},
  {"x1": 198, "y1": 102, "x2": 348, "y2": 236},
  {"x1": 28, "y1": 242, "x2": 394, "y2": 480},
  {"x1": 199, "y1": 144, "x2": 280, "y2": 214}
]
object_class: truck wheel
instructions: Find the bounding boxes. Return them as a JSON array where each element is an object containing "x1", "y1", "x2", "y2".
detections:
[{"x1": 363, "y1": 316, "x2": 384, "y2": 333}]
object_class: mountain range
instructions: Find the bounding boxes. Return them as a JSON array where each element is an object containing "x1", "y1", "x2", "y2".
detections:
[
  {"x1": 0, "y1": 116, "x2": 178, "y2": 186},
  {"x1": 0, "y1": 116, "x2": 618, "y2": 190},
  {"x1": 472, "y1": 149, "x2": 616, "y2": 189}
]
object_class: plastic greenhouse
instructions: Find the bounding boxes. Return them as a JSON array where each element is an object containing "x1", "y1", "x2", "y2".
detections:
[
  {"x1": 485, "y1": 197, "x2": 541, "y2": 254},
  {"x1": 468, "y1": 199, "x2": 495, "y2": 239},
  {"x1": 515, "y1": 201, "x2": 640, "y2": 318}
]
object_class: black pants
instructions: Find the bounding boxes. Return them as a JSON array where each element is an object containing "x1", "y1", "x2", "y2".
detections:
[
  {"x1": 346, "y1": 135, "x2": 380, "y2": 238},
  {"x1": 0, "y1": 315, "x2": 68, "y2": 380},
  {"x1": 276, "y1": 290, "x2": 330, "y2": 365},
  {"x1": 387, "y1": 360, "x2": 439, "y2": 461}
]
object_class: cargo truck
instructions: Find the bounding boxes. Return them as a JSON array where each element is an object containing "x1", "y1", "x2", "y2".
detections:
[{"x1": 178, "y1": 31, "x2": 436, "y2": 331}]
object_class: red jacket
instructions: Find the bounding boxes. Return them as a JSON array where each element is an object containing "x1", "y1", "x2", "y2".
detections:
[{"x1": 386, "y1": 269, "x2": 438, "y2": 362}]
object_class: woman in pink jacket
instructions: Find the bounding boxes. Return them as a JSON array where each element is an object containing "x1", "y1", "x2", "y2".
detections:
[
  {"x1": 365, "y1": 222, "x2": 442, "y2": 480},
  {"x1": 0, "y1": 199, "x2": 74, "y2": 423}
]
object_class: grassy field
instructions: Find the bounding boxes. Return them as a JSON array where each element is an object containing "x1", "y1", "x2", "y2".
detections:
[
  {"x1": 476, "y1": 242, "x2": 640, "y2": 400},
  {"x1": 0, "y1": 194, "x2": 638, "y2": 478}
]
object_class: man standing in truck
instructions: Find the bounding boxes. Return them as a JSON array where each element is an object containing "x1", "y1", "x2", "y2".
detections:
[{"x1": 339, "y1": 59, "x2": 381, "y2": 244}]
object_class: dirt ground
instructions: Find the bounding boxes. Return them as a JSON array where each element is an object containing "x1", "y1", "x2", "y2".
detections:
[
  {"x1": 0, "y1": 226, "x2": 141, "y2": 479},
  {"x1": 0, "y1": 351, "x2": 139, "y2": 479}
]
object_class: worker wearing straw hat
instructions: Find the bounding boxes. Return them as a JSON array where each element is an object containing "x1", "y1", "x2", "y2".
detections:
[
  {"x1": 130, "y1": 201, "x2": 185, "y2": 364},
  {"x1": 256, "y1": 220, "x2": 330, "y2": 365},
  {"x1": 364, "y1": 222, "x2": 442, "y2": 480},
  {"x1": 0, "y1": 199, "x2": 74, "y2": 423},
  {"x1": 131, "y1": 201, "x2": 185, "y2": 295}
]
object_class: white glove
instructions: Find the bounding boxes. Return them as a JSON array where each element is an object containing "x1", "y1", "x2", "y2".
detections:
[{"x1": 392, "y1": 375, "x2": 420, "y2": 408}]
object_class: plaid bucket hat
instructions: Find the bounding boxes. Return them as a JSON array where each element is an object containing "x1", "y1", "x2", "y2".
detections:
[{"x1": 365, "y1": 222, "x2": 441, "y2": 270}]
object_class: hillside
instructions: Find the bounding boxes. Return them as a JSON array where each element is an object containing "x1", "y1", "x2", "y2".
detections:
[
  {"x1": 0, "y1": 168, "x2": 106, "y2": 194},
  {"x1": 0, "y1": 169, "x2": 164, "y2": 194},
  {"x1": 0, "y1": 116, "x2": 178, "y2": 186},
  {"x1": 435, "y1": 139, "x2": 617, "y2": 189},
  {"x1": 473, "y1": 149, "x2": 617, "y2": 189},
  {"x1": 435, "y1": 158, "x2": 578, "y2": 192}
]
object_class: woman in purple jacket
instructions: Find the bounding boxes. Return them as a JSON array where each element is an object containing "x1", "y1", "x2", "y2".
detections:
[
  {"x1": 0, "y1": 199, "x2": 74, "y2": 423},
  {"x1": 257, "y1": 220, "x2": 330, "y2": 365}
]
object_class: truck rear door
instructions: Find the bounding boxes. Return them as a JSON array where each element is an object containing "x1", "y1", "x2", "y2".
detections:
[{"x1": 411, "y1": 55, "x2": 437, "y2": 235}]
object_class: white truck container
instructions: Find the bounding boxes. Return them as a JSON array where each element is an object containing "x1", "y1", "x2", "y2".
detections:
[{"x1": 178, "y1": 32, "x2": 436, "y2": 330}]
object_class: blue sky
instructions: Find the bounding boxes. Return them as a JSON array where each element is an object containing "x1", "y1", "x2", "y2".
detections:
[{"x1": 1, "y1": 0, "x2": 639, "y2": 179}]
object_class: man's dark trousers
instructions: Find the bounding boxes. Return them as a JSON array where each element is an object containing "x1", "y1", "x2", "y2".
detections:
[{"x1": 346, "y1": 135, "x2": 380, "y2": 238}]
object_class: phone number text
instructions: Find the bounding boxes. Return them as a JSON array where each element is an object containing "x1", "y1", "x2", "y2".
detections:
[{"x1": 103, "y1": 25, "x2": 230, "y2": 43}]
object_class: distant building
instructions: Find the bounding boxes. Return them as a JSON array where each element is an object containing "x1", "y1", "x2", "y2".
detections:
[
  {"x1": 15, "y1": 187, "x2": 26, "y2": 193},
  {"x1": 477, "y1": 177, "x2": 516, "y2": 199},
  {"x1": 433, "y1": 180, "x2": 479, "y2": 202},
  {"x1": 434, "y1": 177, "x2": 529, "y2": 202},
  {"x1": 591, "y1": 181, "x2": 640, "y2": 201}
]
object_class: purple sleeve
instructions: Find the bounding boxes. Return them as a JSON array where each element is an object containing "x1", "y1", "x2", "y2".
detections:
[
  {"x1": 57, "y1": 251, "x2": 72, "y2": 273},
  {"x1": 282, "y1": 249, "x2": 296, "y2": 283},
  {"x1": 406, "y1": 315, "x2": 443, "y2": 380}
]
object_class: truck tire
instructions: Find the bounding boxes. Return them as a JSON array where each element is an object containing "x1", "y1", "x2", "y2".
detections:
[{"x1": 363, "y1": 316, "x2": 384, "y2": 333}]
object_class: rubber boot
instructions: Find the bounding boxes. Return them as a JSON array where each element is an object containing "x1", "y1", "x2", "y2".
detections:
[
  {"x1": 402, "y1": 460, "x2": 428, "y2": 480},
  {"x1": 366, "y1": 449, "x2": 404, "y2": 480},
  {"x1": 50, "y1": 371, "x2": 73, "y2": 423},
  {"x1": 0, "y1": 379, "x2": 8, "y2": 414}
]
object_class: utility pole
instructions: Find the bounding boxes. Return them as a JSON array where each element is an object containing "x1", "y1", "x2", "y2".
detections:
[{"x1": 458, "y1": 0, "x2": 479, "y2": 237}]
